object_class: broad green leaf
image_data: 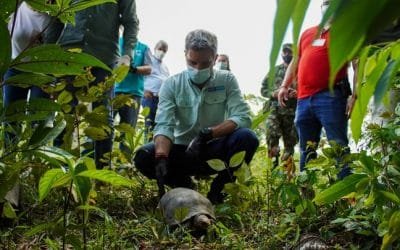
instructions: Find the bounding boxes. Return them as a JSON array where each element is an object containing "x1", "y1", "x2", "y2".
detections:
[
  {"x1": 229, "y1": 151, "x2": 246, "y2": 168},
  {"x1": 113, "y1": 64, "x2": 129, "y2": 82},
  {"x1": 382, "y1": 211, "x2": 400, "y2": 250},
  {"x1": 11, "y1": 44, "x2": 110, "y2": 75},
  {"x1": 73, "y1": 163, "x2": 91, "y2": 204},
  {"x1": 114, "y1": 123, "x2": 136, "y2": 135},
  {"x1": 291, "y1": 0, "x2": 310, "y2": 56},
  {"x1": 207, "y1": 159, "x2": 226, "y2": 172},
  {"x1": 24, "y1": 222, "x2": 55, "y2": 237},
  {"x1": 84, "y1": 126, "x2": 109, "y2": 141},
  {"x1": 4, "y1": 72, "x2": 55, "y2": 88},
  {"x1": 269, "y1": 0, "x2": 297, "y2": 87},
  {"x1": 329, "y1": 0, "x2": 387, "y2": 85},
  {"x1": 313, "y1": 174, "x2": 367, "y2": 205},
  {"x1": 28, "y1": 119, "x2": 66, "y2": 148},
  {"x1": 0, "y1": 20, "x2": 11, "y2": 76},
  {"x1": 0, "y1": 163, "x2": 23, "y2": 200},
  {"x1": 173, "y1": 206, "x2": 190, "y2": 223},
  {"x1": 251, "y1": 110, "x2": 269, "y2": 130},
  {"x1": 38, "y1": 146, "x2": 75, "y2": 162},
  {"x1": 39, "y1": 168, "x2": 67, "y2": 202},
  {"x1": 2, "y1": 201, "x2": 17, "y2": 219},
  {"x1": 141, "y1": 106, "x2": 150, "y2": 117},
  {"x1": 77, "y1": 170, "x2": 136, "y2": 187},
  {"x1": 374, "y1": 59, "x2": 399, "y2": 106},
  {"x1": 378, "y1": 190, "x2": 400, "y2": 205},
  {"x1": 4, "y1": 98, "x2": 61, "y2": 122}
]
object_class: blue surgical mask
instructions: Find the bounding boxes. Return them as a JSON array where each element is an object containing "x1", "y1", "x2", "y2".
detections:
[
  {"x1": 187, "y1": 65, "x2": 212, "y2": 84},
  {"x1": 215, "y1": 62, "x2": 228, "y2": 70}
]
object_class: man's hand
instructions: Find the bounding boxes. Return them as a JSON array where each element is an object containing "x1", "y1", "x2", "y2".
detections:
[
  {"x1": 277, "y1": 86, "x2": 289, "y2": 107},
  {"x1": 186, "y1": 128, "x2": 213, "y2": 160},
  {"x1": 155, "y1": 157, "x2": 168, "y2": 197},
  {"x1": 117, "y1": 55, "x2": 131, "y2": 67}
]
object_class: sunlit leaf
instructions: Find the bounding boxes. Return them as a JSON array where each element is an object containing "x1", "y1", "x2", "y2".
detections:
[
  {"x1": 379, "y1": 191, "x2": 400, "y2": 205},
  {"x1": 313, "y1": 174, "x2": 367, "y2": 205},
  {"x1": 77, "y1": 170, "x2": 136, "y2": 187},
  {"x1": 4, "y1": 72, "x2": 55, "y2": 88},
  {"x1": 84, "y1": 127, "x2": 109, "y2": 141},
  {"x1": 39, "y1": 169, "x2": 67, "y2": 202},
  {"x1": 229, "y1": 151, "x2": 246, "y2": 168},
  {"x1": 11, "y1": 44, "x2": 110, "y2": 75},
  {"x1": 2, "y1": 201, "x2": 17, "y2": 219},
  {"x1": 207, "y1": 159, "x2": 226, "y2": 172}
]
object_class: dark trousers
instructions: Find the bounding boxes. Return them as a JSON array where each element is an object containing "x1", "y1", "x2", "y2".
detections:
[
  {"x1": 54, "y1": 67, "x2": 114, "y2": 169},
  {"x1": 134, "y1": 128, "x2": 259, "y2": 195}
]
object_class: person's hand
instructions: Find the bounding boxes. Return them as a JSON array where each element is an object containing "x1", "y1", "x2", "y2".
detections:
[
  {"x1": 155, "y1": 157, "x2": 168, "y2": 197},
  {"x1": 277, "y1": 86, "x2": 289, "y2": 107},
  {"x1": 288, "y1": 88, "x2": 297, "y2": 98},
  {"x1": 144, "y1": 90, "x2": 154, "y2": 99},
  {"x1": 346, "y1": 94, "x2": 357, "y2": 119},
  {"x1": 117, "y1": 55, "x2": 131, "y2": 67},
  {"x1": 185, "y1": 128, "x2": 213, "y2": 160}
]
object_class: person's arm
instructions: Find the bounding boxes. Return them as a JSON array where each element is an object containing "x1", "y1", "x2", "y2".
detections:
[
  {"x1": 153, "y1": 78, "x2": 176, "y2": 156},
  {"x1": 278, "y1": 57, "x2": 298, "y2": 107},
  {"x1": 209, "y1": 120, "x2": 237, "y2": 138},
  {"x1": 224, "y1": 72, "x2": 252, "y2": 130},
  {"x1": 119, "y1": 0, "x2": 139, "y2": 58},
  {"x1": 260, "y1": 73, "x2": 270, "y2": 98},
  {"x1": 135, "y1": 47, "x2": 152, "y2": 75}
]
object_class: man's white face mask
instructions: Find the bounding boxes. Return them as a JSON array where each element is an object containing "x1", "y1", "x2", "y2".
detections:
[{"x1": 154, "y1": 49, "x2": 166, "y2": 60}]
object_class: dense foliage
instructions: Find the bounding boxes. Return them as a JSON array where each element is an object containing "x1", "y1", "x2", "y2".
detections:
[{"x1": 0, "y1": 0, "x2": 400, "y2": 249}]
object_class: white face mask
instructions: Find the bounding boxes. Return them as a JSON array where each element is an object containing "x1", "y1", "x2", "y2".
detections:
[
  {"x1": 154, "y1": 50, "x2": 166, "y2": 60},
  {"x1": 187, "y1": 65, "x2": 212, "y2": 85}
]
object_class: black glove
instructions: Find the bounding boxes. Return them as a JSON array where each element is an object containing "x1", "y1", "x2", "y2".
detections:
[
  {"x1": 185, "y1": 127, "x2": 213, "y2": 160},
  {"x1": 155, "y1": 157, "x2": 168, "y2": 197}
]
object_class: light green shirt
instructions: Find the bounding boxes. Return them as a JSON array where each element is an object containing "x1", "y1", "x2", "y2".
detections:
[{"x1": 154, "y1": 70, "x2": 251, "y2": 145}]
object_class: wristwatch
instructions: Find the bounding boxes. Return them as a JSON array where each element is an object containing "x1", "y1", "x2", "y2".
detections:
[{"x1": 130, "y1": 66, "x2": 137, "y2": 73}]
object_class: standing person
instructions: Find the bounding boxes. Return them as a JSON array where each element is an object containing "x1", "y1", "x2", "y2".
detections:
[
  {"x1": 2, "y1": 1, "x2": 53, "y2": 211},
  {"x1": 142, "y1": 40, "x2": 169, "y2": 142},
  {"x1": 133, "y1": 29, "x2": 259, "y2": 204},
  {"x1": 215, "y1": 54, "x2": 230, "y2": 71},
  {"x1": 114, "y1": 39, "x2": 151, "y2": 154},
  {"x1": 277, "y1": 0, "x2": 354, "y2": 178},
  {"x1": 48, "y1": 0, "x2": 139, "y2": 169},
  {"x1": 261, "y1": 43, "x2": 297, "y2": 167}
]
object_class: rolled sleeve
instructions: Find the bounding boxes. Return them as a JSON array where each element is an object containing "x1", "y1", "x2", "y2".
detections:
[
  {"x1": 119, "y1": 0, "x2": 139, "y2": 57},
  {"x1": 225, "y1": 74, "x2": 252, "y2": 128},
  {"x1": 154, "y1": 79, "x2": 176, "y2": 141}
]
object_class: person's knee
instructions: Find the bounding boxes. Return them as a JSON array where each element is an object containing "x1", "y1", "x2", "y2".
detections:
[{"x1": 235, "y1": 128, "x2": 259, "y2": 149}]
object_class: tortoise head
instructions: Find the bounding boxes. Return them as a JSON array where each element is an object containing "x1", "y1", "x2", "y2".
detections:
[{"x1": 192, "y1": 214, "x2": 212, "y2": 230}]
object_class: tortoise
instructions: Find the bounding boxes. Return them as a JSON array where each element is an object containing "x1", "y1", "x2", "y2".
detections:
[{"x1": 158, "y1": 187, "x2": 215, "y2": 230}]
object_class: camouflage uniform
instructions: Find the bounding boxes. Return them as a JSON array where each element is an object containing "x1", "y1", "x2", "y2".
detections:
[{"x1": 261, "y1": 63, "x2": 298, "y2": 158}]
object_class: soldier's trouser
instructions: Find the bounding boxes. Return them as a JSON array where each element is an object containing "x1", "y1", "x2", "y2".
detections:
[
  {"x1": 266, "y1": 107, "x2": 297, "y2": 156},
  {"x1": 295, "y1": 88, "x2": 351, "y2": 179},
  {"x1": 134, "y1": 128, "x2": 259, "y2": 196}
]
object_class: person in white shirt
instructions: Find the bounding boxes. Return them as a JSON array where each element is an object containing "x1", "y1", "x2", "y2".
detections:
[{"x1": 142, "y1": 40, "x2": 170, "y2": 142}]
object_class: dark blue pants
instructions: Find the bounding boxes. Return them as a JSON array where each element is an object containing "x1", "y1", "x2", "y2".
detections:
[
  {"x1": 295, "y1": 88, "x2": 351, "y2": 178},
  {"x1": 114, "y1": 93, "x2": 141, "y2": 153},
  {"x1": 134, "y1": 128, "x2": 259, "y2": 195},
  {"x1": 141, "y1": 95, "x2": 159, "y2": 142},
  {"x1": 55, "y1": 67, "x2": 114, "y2": 169}
]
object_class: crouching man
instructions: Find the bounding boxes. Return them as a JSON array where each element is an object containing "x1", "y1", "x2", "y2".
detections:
[{"x1": 133, "y1": 29, "x2": 259, "y2": 204}]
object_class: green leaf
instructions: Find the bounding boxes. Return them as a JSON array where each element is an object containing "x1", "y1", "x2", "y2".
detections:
[
  {"x1": 374, "y1": 59, "x2": 399, "y2": 106},
  {"x1": 4, "y1": 72, "x2": 55, "y2": 88},
  {"x1": 207, "y1": 159, "x2": 226, "y2": 172},
  {"x1": 174, "y1": 206, "x2": 190, "y2": 223},
  {"x1": 290, "y1": 0, "x2": 310, "y2": 56},
  {"x1": 0, "y1": 20, "x2": 11, "y2": 76},
  {"x1": 77, "y1": 170, "x2": 136, "y2": 187},
  {"x1": 84, "y1": 126, "x2": 109, "y2": 141},
  {"x1": 76, "y1": 205, "x2": 112, "y2": 223},
  {"x1": 24, "y1": 221, "x2": 55, "y2": 237},
  {"x1": 229, "y1": 151, "x2": 246, "y2": 168},
  {"x1": 251, "y1": 110, "x2": 269, "y2": 130},
  {"x1": 0, "y1": 0, "x2": 16, "y2": 21},
  {"x1": 378, "y1": 191, "x2": 400, "y2": 205},
  {"x1": 269, "y1": 0, "x2": 297, "y2": 87},
  {"x1": 11, "y1": 44, "x2": 110, "y2": 75},
  {"x1": 73, "y1": 163, "x2": 91, "y2": 204},
  {"x1": 57, "y1": 90, "x2": 73, "y2": 105},
  {"x1": 2, "y1": 201, "x2": 17, "y2": 219},
  {"x1": 4, "y1": 98, "x2": 61, "y2": 122},
  {"x1": 39, "y1": 169, "x2": 67, "y2": 202},
  {"x1": 113, "y1": 64, "x2": 129, "y2": 82},
  {"x1": 313, "y1": 174, "x2": 367, "y2": 205},
  {"x1": 28, "y1": 119, "x2": 66, "y2": 148}
]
